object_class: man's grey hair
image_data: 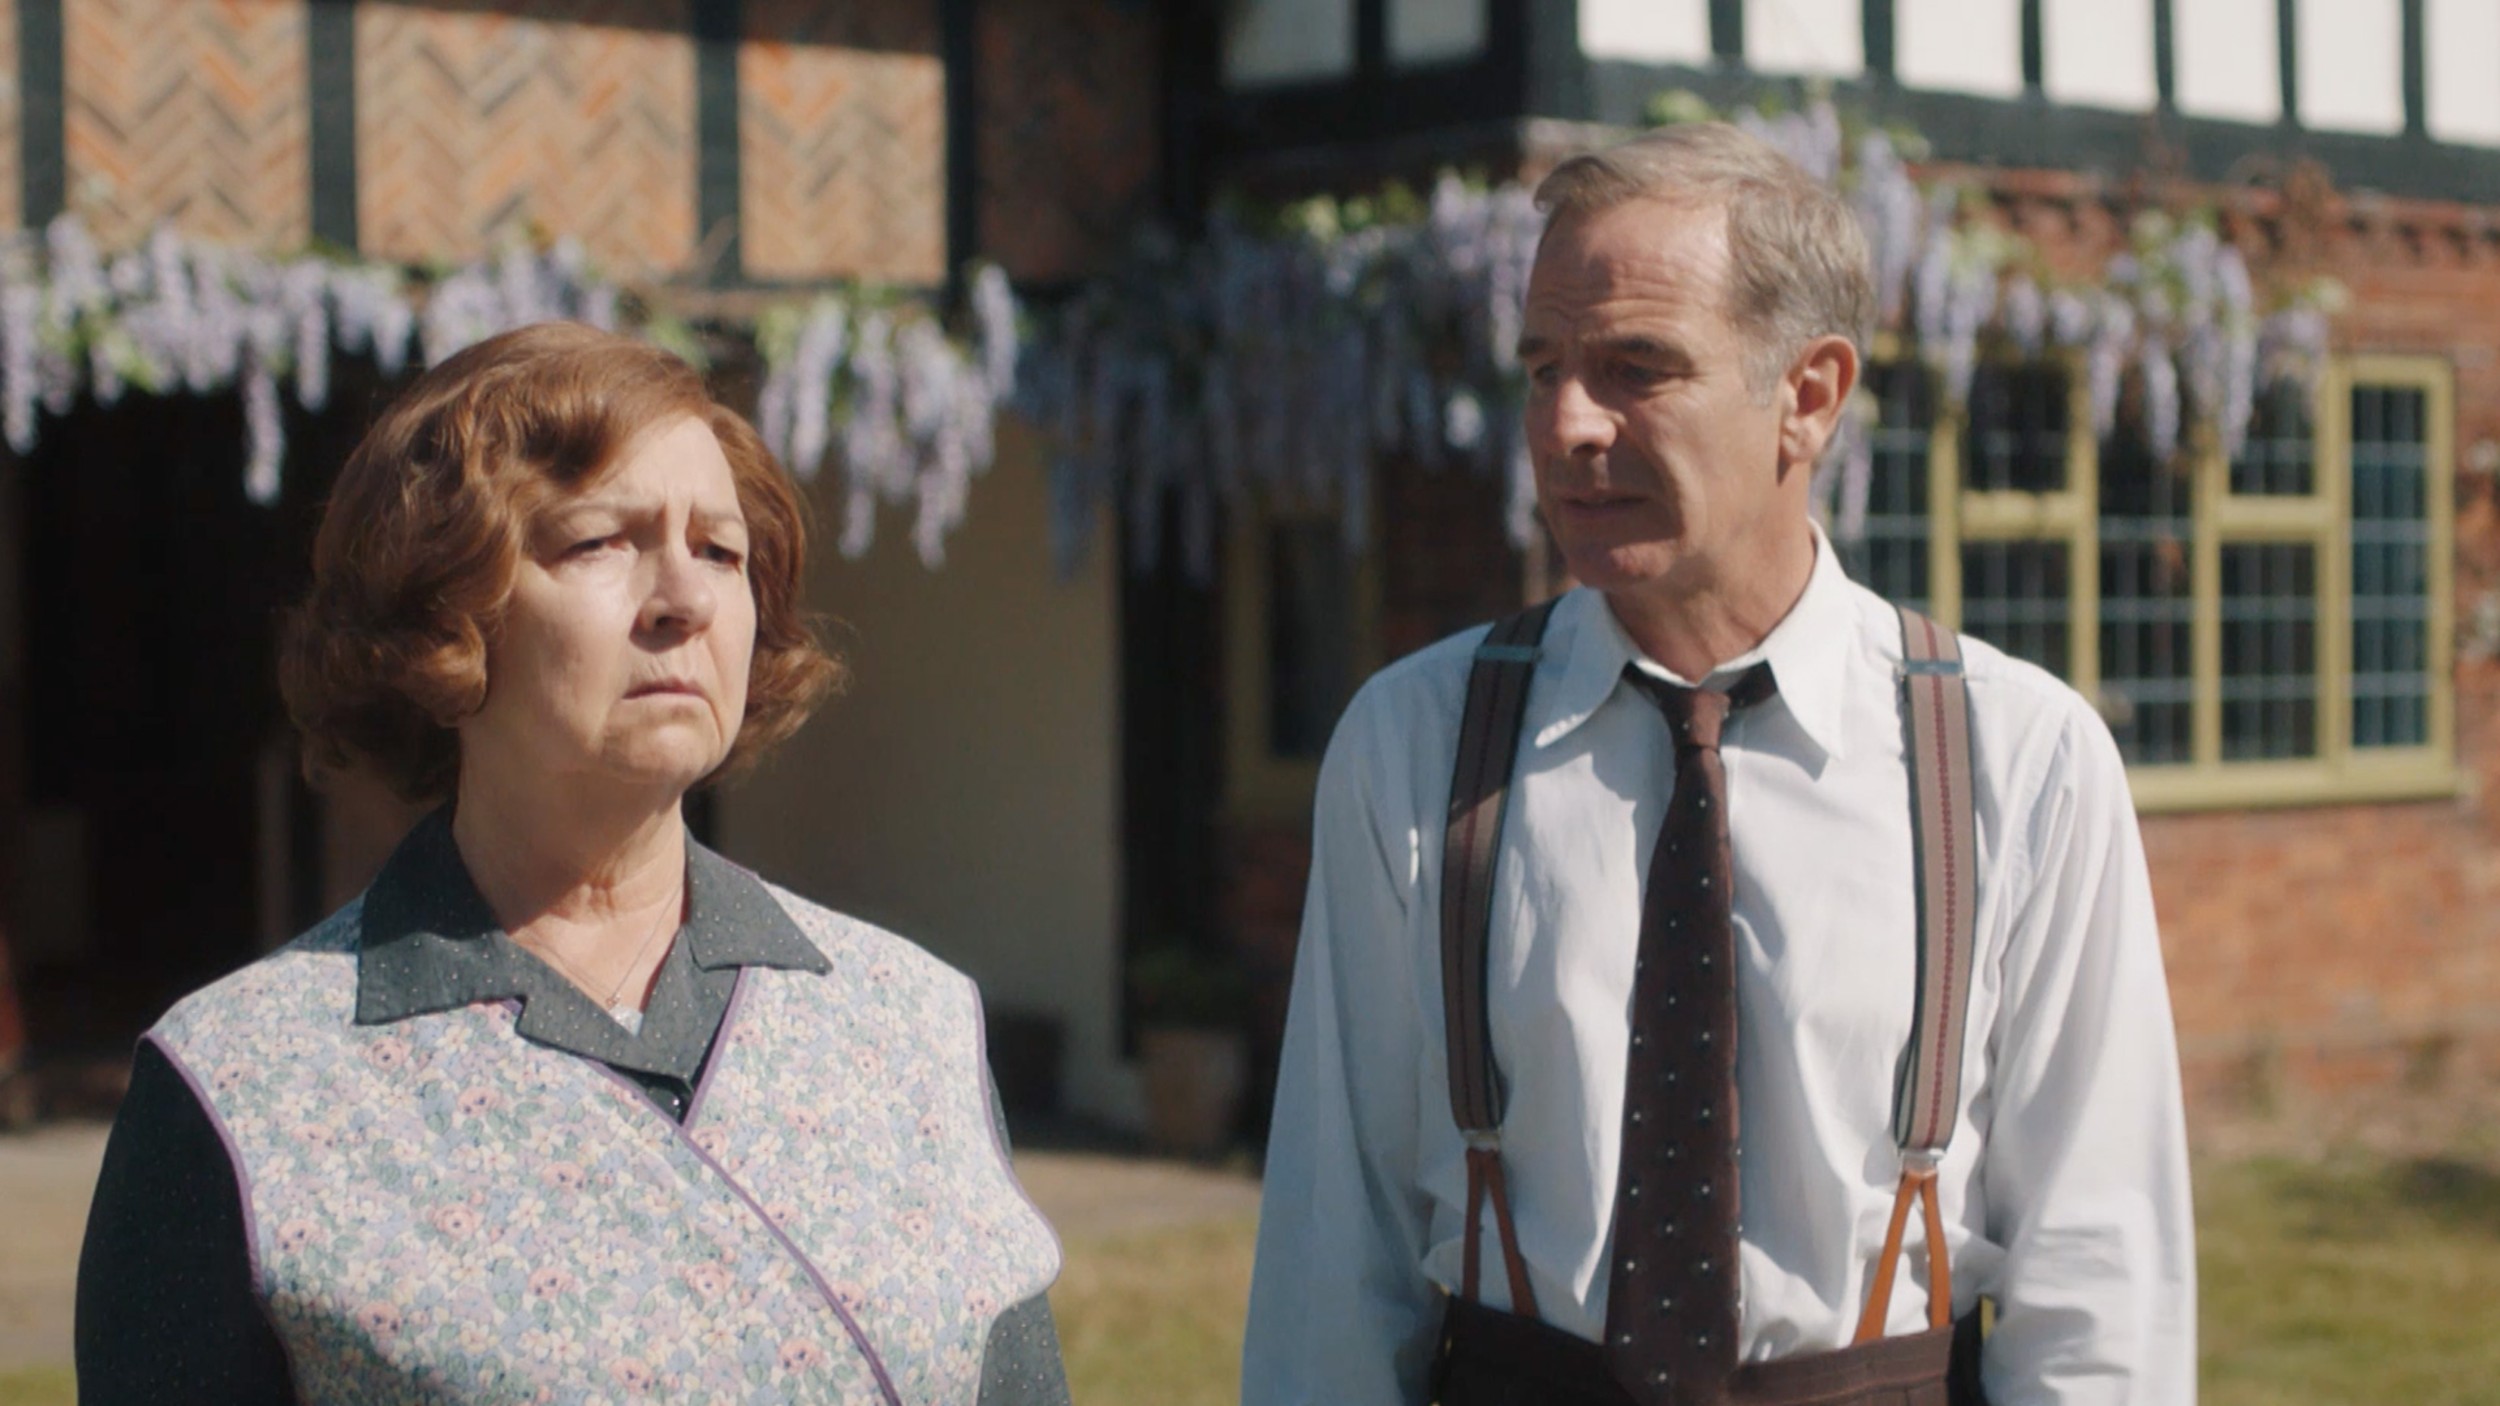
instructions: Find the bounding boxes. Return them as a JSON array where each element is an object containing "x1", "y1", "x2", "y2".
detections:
[{"x1": 1534, "y1": 122, "x2": 1875, "y2": 391}]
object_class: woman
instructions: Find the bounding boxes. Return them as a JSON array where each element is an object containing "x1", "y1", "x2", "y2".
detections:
[{"x1": 76, "y1": 323, "x2": 1068, "y2": 1404}]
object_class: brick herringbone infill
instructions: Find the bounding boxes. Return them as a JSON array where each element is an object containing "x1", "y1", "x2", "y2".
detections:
[
  {"x1": 357, "y1": 1, "x2": 696, "y2": 272},
  {"x1": 741, "y1": 0, "x2": 944, "y2": 283},
  {"x1": 64, "y1": 0, "x2": 309, "y2": 248}
]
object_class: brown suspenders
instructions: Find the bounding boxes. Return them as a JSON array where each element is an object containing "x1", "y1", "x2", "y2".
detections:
[
  {"x1": 1438, "y1": 601, "x2": 1981, "y2": 1342},
  {"x1": 1438, "y1": 598, "x2": 1561, "y2": 1318}
]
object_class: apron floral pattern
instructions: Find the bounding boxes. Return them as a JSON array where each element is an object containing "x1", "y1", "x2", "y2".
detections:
[{"x1": 151, "y1": 889, "x2": 1061, "y2": 1406}]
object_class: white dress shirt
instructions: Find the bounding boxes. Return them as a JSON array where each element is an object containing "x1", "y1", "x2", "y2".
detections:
[{"x1": 1242, "y1": 535, "x2": 2196, "y2": 1406}]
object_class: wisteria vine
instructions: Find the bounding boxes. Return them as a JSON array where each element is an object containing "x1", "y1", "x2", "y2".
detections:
[
  {"x1": 0, "y1": 215, "x2": 655, "y2": 504},
  {"x1": 1016, "y1": 97, "x2": 2348, "y2": 576},
  {"x1": 1693, "y1": 99, "x2": 2341, "y2": 539},
  {"x1": 1, "y1": 98, "x2": 2353, "y2": 580},
  {"x1": 751, "y1": 264, "x2": 1022, "y2": 568}
]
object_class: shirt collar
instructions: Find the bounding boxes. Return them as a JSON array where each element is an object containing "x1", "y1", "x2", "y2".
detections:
[
  {"x1": 355, "y1": 807, "x2": 828, "y2": 1026},
  {"x1": 1532, "y1": 524, "x2": 1857, "y2": 764}
]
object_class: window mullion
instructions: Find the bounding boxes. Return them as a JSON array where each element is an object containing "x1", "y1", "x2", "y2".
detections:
[
  {"x1": 2192, "y1": 435, "x2": 2225, "y2": 768},
  {"x1": 2067, "y1": 363, "x2": 2101, "y2": 703},
  {"x1": 1931, "y1": 400, "x2": 1965, "y2": 632},
  {"x1": 2316, "y1": 359, "x2": 2355, "y2": 773},
  {"x1": 2427, "y1": 363, "x2": 2458, "y2": 764}
]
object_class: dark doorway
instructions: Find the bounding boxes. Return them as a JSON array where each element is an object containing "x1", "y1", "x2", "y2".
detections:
[
  {"x1": 6, "y1": 366, "x2": 389, "y2": 1054},
  {"x1": 1115, "y1": 493, "x2": 1227, "y2": 1053}
]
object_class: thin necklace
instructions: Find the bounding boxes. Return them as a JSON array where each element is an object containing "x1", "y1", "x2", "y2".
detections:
[{"x1": 523, "y1": 884, "x2": 682, "y2": 1020}]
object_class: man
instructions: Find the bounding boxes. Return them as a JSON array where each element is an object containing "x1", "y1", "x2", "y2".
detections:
[{"x1": 1242, "y1": 124, "x2": 2194, "y2": 1405}]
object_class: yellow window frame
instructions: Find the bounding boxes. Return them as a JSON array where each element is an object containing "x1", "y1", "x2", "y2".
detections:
[{"x1": 1922, "y1": 353, "x2": 2458, "y2": 813}]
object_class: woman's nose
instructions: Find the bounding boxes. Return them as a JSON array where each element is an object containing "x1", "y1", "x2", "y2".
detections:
[{"x1": 640, "y1": 542, "x2": 719, "y2": 636}]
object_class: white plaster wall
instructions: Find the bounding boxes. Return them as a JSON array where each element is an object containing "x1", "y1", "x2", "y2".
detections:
[
  {"x1": 1224, "y1": 0, "x2": 1355, "y2": 86},
  {"x1": 2175, "y1": 0, "x2": 2282, "y2": 124},
  {"x1": 2429, "y1": 0, "x2": 2500, "y2": 144},
  {"x1": 717, "y1": 431, "x2": 1133, "y2": 1127},
  {"x1": 1898, "y1": 0, "x2": 2023, "y2": 98},
  {"x1": 1390, "y1": 0, "x2": 1486, "y2": 65},
  {"x1": 1745, "y1": 0, "x2": 1863, "y2": 77},
  {"x1": 2043, "y1": 0, "x2": 2156, "y2": 110},
  {"x1": 2298, "y1": 0, "x2": 2404, "y2": 134},
  {"x1": 1580, "y1": 0, "x2": 1712, "y2": 65}
]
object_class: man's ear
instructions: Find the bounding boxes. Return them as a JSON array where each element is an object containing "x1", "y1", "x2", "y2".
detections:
[{"x1": 1778, "y1": 335, "x2": 1861, "y2": 474}]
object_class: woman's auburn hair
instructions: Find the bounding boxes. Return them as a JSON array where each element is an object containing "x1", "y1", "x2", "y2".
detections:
[{"x1": 280, "y1": 321, "x2": 844, "y2": 801}]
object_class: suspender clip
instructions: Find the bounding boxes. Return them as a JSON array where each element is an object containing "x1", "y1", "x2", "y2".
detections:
[
  {"x1": 1462, "y1": 1129, "x2": 1503, "y2": 1153},
  {"x1": 1897, "y1": 1147, "x2": 1942, "y2": 1174}
]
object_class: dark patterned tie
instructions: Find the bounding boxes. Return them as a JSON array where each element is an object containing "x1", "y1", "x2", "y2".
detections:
[{"x1": 1604, "y1": 663, "x2": 1776, "y2": 1406}]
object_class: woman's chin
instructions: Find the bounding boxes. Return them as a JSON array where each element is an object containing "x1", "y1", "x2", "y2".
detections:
[{"x1": 594, "y1": 734, "x2": 734, "y2": 796}]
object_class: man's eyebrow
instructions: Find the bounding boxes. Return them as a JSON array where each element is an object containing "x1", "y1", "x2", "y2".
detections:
[
  {"x1": 1592, "y1": 333, "x2": 1690, "y2": 363},
  {"x1": 1512, "y1": 332, "x2": 1695, "y2": 364}
]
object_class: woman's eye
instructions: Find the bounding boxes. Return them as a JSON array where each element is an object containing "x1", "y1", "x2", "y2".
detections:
[
  {"x1": 563, "y1": 535, "x2": 618, "y2": 558},
  {"x1": 703, "y1": 544, "x2": 747, "y2": 569}
]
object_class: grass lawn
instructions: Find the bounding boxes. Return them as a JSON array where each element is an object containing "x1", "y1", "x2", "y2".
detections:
[
  {"x1": 1056, "y1": 1152, "x2": 2500, "y2": 1405},
  {"x1": 2197, "y1": 1153, "x2": 2500, "y2": 1406},
  {"x1": 0, "y1": 1368, "x2": 69, "y2": 1406}
]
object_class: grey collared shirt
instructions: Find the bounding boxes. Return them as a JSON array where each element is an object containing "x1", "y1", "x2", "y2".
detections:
[
  {"x1": 78, "y1": 808, "x2": 1070, "y2": 1406},
  {"x1": 355, "y1": 808, "x2": 832, "y2": 1121}
]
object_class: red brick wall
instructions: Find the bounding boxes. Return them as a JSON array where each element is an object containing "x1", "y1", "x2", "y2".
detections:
[
  {"x1": 975, "y1": 0, "x2": 1160, "y2": 281},
  {"x1": 2141, "y1": 188, "x2": 2500, "y2": 1109}
]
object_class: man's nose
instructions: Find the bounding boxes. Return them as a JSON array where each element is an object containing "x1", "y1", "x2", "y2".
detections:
[{"x1": 1528, "y1": 373, "x2": 1614, "y2": 462}]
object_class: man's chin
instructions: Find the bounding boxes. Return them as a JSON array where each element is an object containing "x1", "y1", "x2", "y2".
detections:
[{"x1": 1560, "y1": 541, "x2": 1688, "y2": 595}]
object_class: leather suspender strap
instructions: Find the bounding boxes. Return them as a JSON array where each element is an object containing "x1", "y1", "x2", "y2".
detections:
[
  {"x1": 1893, "y1": 605, "x2": 1980, "y2": 1159},
  {"x1": 1441, "y1": 601, "x2": 1559, "y2": 1137},
  {"x1": 1856, "y1": 604, "x2": 1980, "y2": 1345},
  {"x1": 1440, "y1": 600, "x2": 1558, "y2": 1316}
]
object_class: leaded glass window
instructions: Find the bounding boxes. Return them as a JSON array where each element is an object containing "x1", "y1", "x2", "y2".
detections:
[
  {"x1": 2230, "y1": 377, "x2": 2316, "y2": 496},
  {"x1": 1839, "y1": 362, "x2": 1933, "y2": 612},
  {"x1": 1961, "y1": 363, "x2": 2068, "y2": 492},
  {"x1": 2099, "y1": 416, "x2": 2196, "y2": 764},
  {"x1": 2219, "y1": 542, "x2": 2319, "y2": 760},
  {"x1": 1268, "y1": 521, "x2": 1357, "y2": 758},
  {"x1": 1889, "y1": 351, "x2": 2452, "y2": 810},
  {"x1": 2351, "y1": 383, "x2": 2433, "y2": 749},
  {"x1": 1961, "y1": 541, "x2": 2071, "y2": 676}
]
